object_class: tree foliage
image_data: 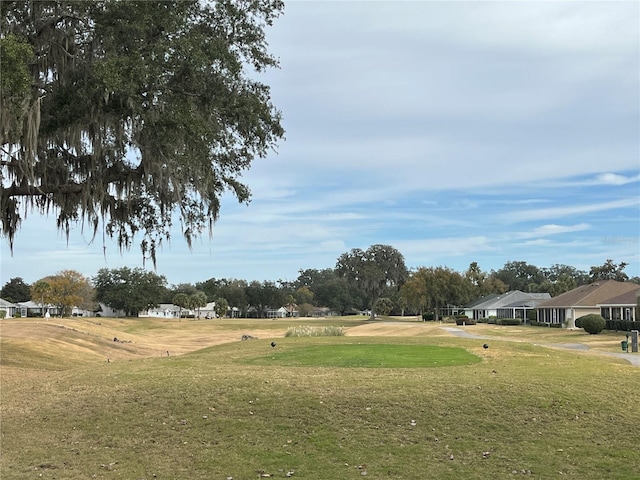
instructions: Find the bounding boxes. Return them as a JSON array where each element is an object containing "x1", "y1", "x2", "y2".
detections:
[
  {"x1": 93, "y1": 267, "x2": 167, "y2": 316},
  {"x1": 30, "y1": 279, "x2": 52, "y2": 312},
  {"x1": 1, "y1": 0, "x2": 285, "y2": 264},
  {"x1": 0, "y1": 276, "x2": 31, "y2": 303},
  {"x1": 589, "y1": 259, "x2": 629, "y2": 282},
  {"x1": 213, "y1": 296, "x2": 229, "y2": 318},
  {"x1": 40, "y1": 270, "x2": 94, "y2": 316},
  {"x1": 336, "y1": 244, "x2": 408, "y2": 320}
]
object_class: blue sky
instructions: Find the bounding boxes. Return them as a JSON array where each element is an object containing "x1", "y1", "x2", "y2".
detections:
[{"x1": 1, "y1": 0, "x2": 639, "y2": 286}]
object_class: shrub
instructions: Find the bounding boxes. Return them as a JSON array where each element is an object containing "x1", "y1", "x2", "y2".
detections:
[
  {"x1": 498, "y1": 318, "x2": 522, "y2": 326},
  {"x1": 575, "y1": 316, "x2": 584, "y2": 329},
  {"x1": 285, "y1": 325, "x2": 345, "y2": 337},
  {"x1": 422, "y1": 313, "x2": 435, "y2": 321},
  {"x1": 527, "y1": 310, "x2": 537, "y2": 322},
  {"x1": 487, "y1": 316, "x2": 497, "y2": 324},
  {"x1": 550, "y1": 323, "x2": 563, "y2": 328},
  {"x1": 579, "y1": 314, "x2": 606, "y2": 334},
  {"x1": 0, "y1": 310, "x2": 6, "y2": 319},
  {"x1": 455, "y1": 317, "x2": 476, "y2": 325}
]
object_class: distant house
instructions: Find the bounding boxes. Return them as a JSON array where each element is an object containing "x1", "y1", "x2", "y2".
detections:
[
  {"x1": 139, "y1": 303, "x2": 183, "y2": 318},
  {"x1": 464, "y1": 291, "x2": 551, "y2": 321},
  {"x1": 16, "y1": 300, "x2": 60, "y2": 317},
  {"x1": 312, "y1": 306, "x2": 339, "y2": 317},
  {"x1": 0, "y1": 298, "x2": 18, "y2": 318},
  {"x1": 536, "y1": 280, "x2": 640, "y2": 328},
  {"x1": 266, "y1": 307, "x2": 288, "y2": 318}
]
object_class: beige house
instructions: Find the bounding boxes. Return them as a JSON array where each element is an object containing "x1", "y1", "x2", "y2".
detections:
[{"x1": 536, "y1": 280, "x2": 640, "y2": 328}]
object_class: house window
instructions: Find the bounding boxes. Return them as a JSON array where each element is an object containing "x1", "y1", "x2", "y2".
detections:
[
  {"x1": 601, "y1": 308, "x2": 610, "y2": 320},
  {"x1": 625, "y1": 308, "x2": 631, "y2": 321}
]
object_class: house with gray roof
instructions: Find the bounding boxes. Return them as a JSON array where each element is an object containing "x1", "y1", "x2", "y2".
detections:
[
  {"x1": 0, "y1": 298, "x2": 18, "y2": 318},
  {"x1": 464, "y1": 291, "x2": 551, "y2": 321}
]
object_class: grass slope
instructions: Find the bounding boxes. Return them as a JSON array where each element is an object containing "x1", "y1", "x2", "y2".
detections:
[{"x1": 1, "y1": 317, "x2": 639, "y2": 479}]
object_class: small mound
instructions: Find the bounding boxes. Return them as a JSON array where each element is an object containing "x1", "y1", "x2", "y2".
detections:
[{"x1": 244, "y1": 344, "x2": 480, "y2": 368}]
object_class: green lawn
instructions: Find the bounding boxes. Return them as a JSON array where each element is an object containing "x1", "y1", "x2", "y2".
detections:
[{"x1": 244, "y1": 342, "x2": 480, "y2": 368}]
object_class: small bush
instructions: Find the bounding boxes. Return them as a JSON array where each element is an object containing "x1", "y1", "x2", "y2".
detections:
[
  {"x1": 285, "y1": 325, "x2": 345, "y2": 337},
  {"x1": 579, "y1": 314, "x2": 606, "y2": 334},
  {"x1": 575, "y1": 316, "x2": 584, "y2": 329},
  {"x1": 487, "y1": 317, "x2": 497, "y2": 324},
  {"x1": 422, "y1": 313, "x2": 435, "y2": 321},
  {"x1": 498, "y1": 318, "x2": 522, "y2": 326},
  {"x1": 455, "y1": 317, "x2": 476, "y2": 325},
  {"x1": 549, "y1": 323, "x2": 563, "y2": 328},
  {"x1": 527, "y1": 310, "x2": 537, "y2": 322}
]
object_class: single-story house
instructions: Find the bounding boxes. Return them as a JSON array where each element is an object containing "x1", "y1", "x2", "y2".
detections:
[
  {"x1": 266, "y1": 306, "x2": 288, "y2": 318},
  {"x1": 139, "y1": 303, "x2": 184, "y2": 318},
  {"x1": 0, "y1": 298, "x2": 18, "y2": 318},
  {"x1": 312, "y1": 306, "x2": 339, "y2": 317},
  {"x1": 536, "y1": 280, "x2": 640, "y2": 328},
  {"x1": 464, "y1": 291, "x2": 551, "y2": 321},
  {"x1": 16, "y1": 300, "x2": 61, "y2": 317},
  {"x1": 596, "y1": 288, "x2": 640, "y2": 322}
]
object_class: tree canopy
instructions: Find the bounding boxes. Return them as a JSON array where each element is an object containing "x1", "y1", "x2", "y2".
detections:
[
  {"x1": 336, "y1": 244, "x2": 408, "y2": 320},
  {"x1": 93, "y1": 267, "x2": 167, "y2": 316},
  {"x1": 1, "y1": 0, "x2": 285, "y2": 264}
]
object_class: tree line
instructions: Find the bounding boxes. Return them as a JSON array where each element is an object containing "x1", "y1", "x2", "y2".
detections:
[{"x1": 1, "y1": 244, "x2": 635, "y2": 318}]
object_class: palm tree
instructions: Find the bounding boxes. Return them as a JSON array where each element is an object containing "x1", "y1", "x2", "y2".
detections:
[{"x1": 30, "y1": 280, "x2": 51, "y2": 318}]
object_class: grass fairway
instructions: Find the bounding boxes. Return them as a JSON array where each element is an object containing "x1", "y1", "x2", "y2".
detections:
[
  {"x1": 1, "y1": 317, "x2": 639, "y2": 479},
  {"x1": 245, "y1": 343, "x2": 480, "y2": 368}
]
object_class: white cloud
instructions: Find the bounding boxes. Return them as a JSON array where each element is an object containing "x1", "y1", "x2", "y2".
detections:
[
  {"x1": 501, "y1": 198, "x2": 640, "y2": 224},
  {"x1": 516, "y1": 223, "x2": 591, "y2": 239}
]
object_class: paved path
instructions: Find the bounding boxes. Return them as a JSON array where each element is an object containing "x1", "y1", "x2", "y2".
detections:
[{"x1": 440, "y1": 327, "x2": 640, "y2": 367}]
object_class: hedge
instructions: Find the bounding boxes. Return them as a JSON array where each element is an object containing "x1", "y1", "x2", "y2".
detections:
[
  {"x1": 498, "y1": 318, "x2": 522, "y2": 326},
  {"x1": 605, "y1": 320, "x2": 640, "y2": 332}
]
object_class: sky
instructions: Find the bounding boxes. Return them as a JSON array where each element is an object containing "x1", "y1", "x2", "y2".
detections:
[{"x1": 1, "y1": 0, "x2": 639, "y2": 287}]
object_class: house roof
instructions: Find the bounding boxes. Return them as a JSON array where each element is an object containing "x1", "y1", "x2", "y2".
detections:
[
  {"x1": 596, "y1": 287, "x2": 640, "y2": 307},
  {"x1": 538, "y1": 280, "x2": 639, "y2": 308},
  {"x1": 0, "y1": 298, "x2": 17, "y2": 307},
  {"x1": 465, "y1": 294, "x2": 500, "y2": 308},
  {"x1": 467, "y1": 291, "x2": 550, "y2": 310}
]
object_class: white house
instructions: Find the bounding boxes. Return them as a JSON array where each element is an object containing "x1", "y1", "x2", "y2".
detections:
[
  {"x1": 464, "y1": 291, "x2": 551, "y2": 321},
  {"x1": 0, "y1": 298, "x2": 18, "y2": 318}
]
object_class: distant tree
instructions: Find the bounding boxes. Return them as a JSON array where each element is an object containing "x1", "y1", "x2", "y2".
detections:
[
  {"x1": 195, "y1": 278, "x2": 222, "y2": 301},
  {"x1": 190, "y1": 291, "x2": 208, "y2": 318},
  {"x1": 314, "y1": 277, "x2": 363, "y2": 315},
  {"x1": 173, "y1": 293, "x2": 191, "y2": 319},
  {"x1": 589, "y1": 259, "x2": 629, "y2": 282},
  {"x1": 336, "y1": 244, "x2": 408, "y2": 320},
  {"x1": 244, "y1": 280, "x2": 284, "y2": 317},
  {"x1": 30, "y1": 280, "x2": 52, "y2": 316},
  {"x1": 45, "y1": 270, "x2": 94, "y2": 316},
  {"x1": 408, "y1": 266, "x2": 469, "y2": 321},
  {"x1": 1, "y1": 0, "x2": 285, "y2": 264},
  {"x1": 491, "y1": 261, "x2": 544, "y2": 292},
  {"x1": 294, "y1": 286, "x2": 314, "y2": 305},
  {"x1": 375, "y1": 297, "x2": 394, "y2": 316},
  {"x1": 213, "y1": 297, "x2": 229, "y2": 318},
  {"x1": 0, "y1": 277, "x2": 31, "y2": 303},
  {"x1": 217, "y1": 279, "x2": 247, "y2": 316},
  {"x1": 400, "y1": 272, "x2": 429, "y2": 317},
  {"x1": 464, "y1": 262, "x2": 508, "y2": 298},
  {"x1": 93, "y1": 267, "x2": 166, "y2": 316},
  {"x1": 298, "y1": 302, "x2": 314, "y2": 317}
]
